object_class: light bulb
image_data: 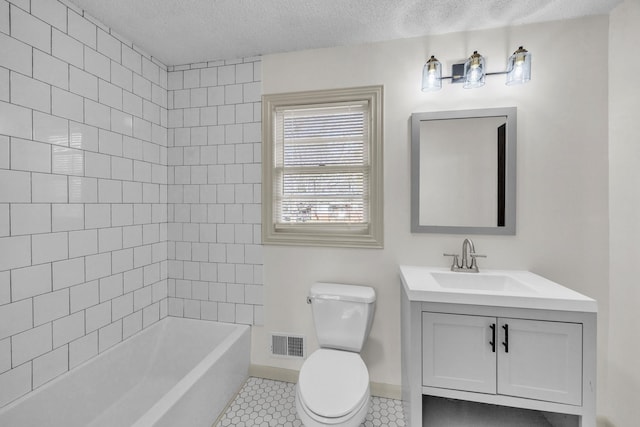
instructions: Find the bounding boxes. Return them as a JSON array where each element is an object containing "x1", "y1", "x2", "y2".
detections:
[
  {"x1": 506, "y1": 46, "x2": 531, "y2": 86},
  {"x1": 422, "y1": 55, "x2": 442, "y2": 92},
  {"x1": 463, "y1": 51, "x2": 485, "y2": 89}
]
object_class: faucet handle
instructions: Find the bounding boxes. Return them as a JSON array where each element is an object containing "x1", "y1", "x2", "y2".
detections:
[
  {"x1": 469, "y1": 253, "x2": 486, "y2": 272},
  {"x1": 443, "y1": 253, "x2": 460, "y2": 270}
]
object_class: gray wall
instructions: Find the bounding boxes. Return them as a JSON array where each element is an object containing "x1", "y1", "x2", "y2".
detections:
[{"x1": 606, "y1": 1, "x2": 640, "y2": 425}]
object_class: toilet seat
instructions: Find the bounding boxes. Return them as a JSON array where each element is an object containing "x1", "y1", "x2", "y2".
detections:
[
  {"x1": 297, "y1": 349, "x2": 370, "y2": 420},
  {"x1": 296, "y1": 384, "x2": 370, "y2": 426}
]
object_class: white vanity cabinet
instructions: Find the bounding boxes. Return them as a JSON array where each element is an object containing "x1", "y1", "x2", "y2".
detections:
[
  {"x1": 422, "y1": 312, "x2": 583, "y2": 406},
  {"x1": 400, "y1": 266, "x2": 597, "y2": 427},
  {"x1": 422, "y1": 312, "x2": 497, "y2": 395}
]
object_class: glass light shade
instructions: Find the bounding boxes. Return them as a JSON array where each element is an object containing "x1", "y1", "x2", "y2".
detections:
[
  {"x1": 422, "y1": 56, "x2": 442, "y2": 92},
  {"x1": 463, "y1": 51, "x2": 485, "y2": 89},
  {"x1": 506, "y1": 46, "x2": 531, "y2": 85}
]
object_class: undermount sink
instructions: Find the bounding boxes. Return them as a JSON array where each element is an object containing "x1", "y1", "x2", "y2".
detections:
[
  {"x1": 430, "y1": 272, "x2": 535, "y2": 294},
  {"x1": 400, "y1": 265, "x2": 597, "y2": 312}
]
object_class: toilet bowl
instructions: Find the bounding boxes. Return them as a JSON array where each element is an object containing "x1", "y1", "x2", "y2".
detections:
[
  {"x1": 296, "y1": 283, "x2": 376, "y2": 427},
  {"x1": 296, "y1": 349, "x2": 370, "y2": 427}
]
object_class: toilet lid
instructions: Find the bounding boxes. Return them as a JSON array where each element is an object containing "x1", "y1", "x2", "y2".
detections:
[{"x1": 298, "y1": 349, "x2": 369, "y2": 419}]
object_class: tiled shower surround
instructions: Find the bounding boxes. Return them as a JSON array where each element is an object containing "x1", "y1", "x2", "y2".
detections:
[
  {"x1": 0, "y1": 0, "x2": 262, "y2": 408},
  {"x1": 166, "y1": 58, "x2": 263, "y2": 325}
]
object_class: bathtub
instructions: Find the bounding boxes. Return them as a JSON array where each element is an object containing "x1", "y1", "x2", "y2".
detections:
[{"x1": 0, "y1": 317, "x2": 250, "y2": 427}]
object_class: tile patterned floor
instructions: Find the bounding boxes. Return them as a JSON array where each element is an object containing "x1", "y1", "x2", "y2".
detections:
[{"x1": 214, "y1": 377, "x2": 406, "y2": 427}]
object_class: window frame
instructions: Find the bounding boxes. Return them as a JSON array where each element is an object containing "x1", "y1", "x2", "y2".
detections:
[{"x1": 262, "y1": 86, "x2": 384, "y2": 248}]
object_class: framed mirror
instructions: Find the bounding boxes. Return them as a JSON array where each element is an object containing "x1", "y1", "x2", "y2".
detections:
[{"x1": 411, "y1": 107, "x2": 516, "y2": 234}]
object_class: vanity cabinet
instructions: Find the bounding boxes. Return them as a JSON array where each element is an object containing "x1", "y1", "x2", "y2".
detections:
[
  {"x1": 400, "y1": 266, "x2": 597, "y2": 427},
  {"x1": 422, "y1": 312, "x2": 583, "y2": 406}
]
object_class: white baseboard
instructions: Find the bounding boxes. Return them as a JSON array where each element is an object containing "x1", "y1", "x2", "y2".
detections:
[
  {"x1": 249, "y1": 364, "x2": 299, "y2": 383},
  {"x1": 249, "y1": 364, "x2": 402, "y2": 400},
  {"x1": 370, "y1": 382, "x2": 402, "y2": 400}
]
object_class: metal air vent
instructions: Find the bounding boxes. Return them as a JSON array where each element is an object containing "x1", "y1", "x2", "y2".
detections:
[{"x1": 270, "y1": 333, "x2": 305, "y2": 358}]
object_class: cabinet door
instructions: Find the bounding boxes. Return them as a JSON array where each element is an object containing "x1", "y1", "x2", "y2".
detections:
[
  {"x1": 497, "y1": 318, "x2": 582, "y2": 405},
  {"x1": 422, "y1": 312, "x2": 496, "y2": 394}
]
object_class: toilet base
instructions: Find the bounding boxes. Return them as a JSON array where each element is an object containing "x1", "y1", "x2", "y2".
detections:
[{"x1": 295, "y1": 383, "x2": 370, "y2": 427}]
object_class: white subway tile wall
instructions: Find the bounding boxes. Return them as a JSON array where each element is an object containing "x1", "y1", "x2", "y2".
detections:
[
  {"x1": 0, "y1": 0, "x2": 263, "y2": 410},
  {"x1": 0, "y1": 0, "x2": 170, "y2": 408},
  {"x1": 166, "y1": 58, "x2": 263, "y2": 326}
]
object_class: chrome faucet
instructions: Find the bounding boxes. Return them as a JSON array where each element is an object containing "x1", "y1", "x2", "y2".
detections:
[
  {"x1": 444, "y1": 238, "x2": 486, "y2": 273},
  {"x1": 461, "y1": 238, "x2": 475, "y2": 270}
]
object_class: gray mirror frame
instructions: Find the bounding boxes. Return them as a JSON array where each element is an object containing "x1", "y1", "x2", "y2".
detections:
[{"x1": 410, "y1": 107, "x2": 517, "y2": 235}]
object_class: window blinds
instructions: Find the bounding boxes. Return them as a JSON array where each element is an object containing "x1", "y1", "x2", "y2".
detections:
[{"x1": 273, "y1": 102, "x2": 370, "y2": 229}]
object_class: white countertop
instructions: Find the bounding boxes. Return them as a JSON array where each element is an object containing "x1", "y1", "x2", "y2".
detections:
[{"x1": 400, "y1": 265, "x2": 597, "y2": 312}]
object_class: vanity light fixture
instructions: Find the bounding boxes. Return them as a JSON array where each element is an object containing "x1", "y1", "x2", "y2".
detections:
[{"x1": 421, "y1": 46, "x2": 531, "y2": 92}]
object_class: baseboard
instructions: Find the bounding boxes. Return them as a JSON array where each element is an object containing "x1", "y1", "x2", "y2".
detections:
[
  {"x1": 249, "y1": 364, "x2": 299, "y2": 383},
  {"x1": 370, "y1": 382, "x2": 402, "y2": 400},
  {"x1": 249, "y1": 364, "x2": 402, "y2": 400}
]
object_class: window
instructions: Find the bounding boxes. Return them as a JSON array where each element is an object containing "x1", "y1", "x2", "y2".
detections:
[{"x1": 262, "y1": 86, "x2": 383, "y2": 247}]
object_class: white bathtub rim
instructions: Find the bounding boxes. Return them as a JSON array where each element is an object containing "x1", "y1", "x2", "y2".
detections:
[
  {"x1": 131, "y1": 321, "x2": 250, "y2": 427},
  {"x1": 0, "y1": 317, "x2": 246, "y2": 419},
  {"x1": 0, "y1": 316, "x2": 168, "y2": 416}
]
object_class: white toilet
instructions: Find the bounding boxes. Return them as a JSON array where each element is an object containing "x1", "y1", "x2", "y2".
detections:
[{"x1": 296, "y1": 282, "x2": 376, "y2": 427}]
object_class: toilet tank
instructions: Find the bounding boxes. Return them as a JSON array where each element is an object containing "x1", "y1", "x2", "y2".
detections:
[{"x1": 309, "y1": 282, "x2": 376, "y2": 352}]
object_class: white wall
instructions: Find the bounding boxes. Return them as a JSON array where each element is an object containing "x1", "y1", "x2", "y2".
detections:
[
  {"x1": 256, "y1": 15, "x2": 611, "y2": 406},
  {"x1": 0, "y1": 0, "x2": 169, "y2": 407},
  {"x1": 606, "y1": 1, "x2": 640, "y2": 425}
]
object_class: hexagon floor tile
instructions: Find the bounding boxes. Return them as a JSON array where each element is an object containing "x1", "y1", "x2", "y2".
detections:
[{"x1": 214, "y1": 377, "x2": 406, "y2": 427}]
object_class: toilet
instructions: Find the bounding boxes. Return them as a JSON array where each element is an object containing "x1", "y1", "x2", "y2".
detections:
[{"x1": 296, "y1": 282, "x2": 376, "y2": 427}]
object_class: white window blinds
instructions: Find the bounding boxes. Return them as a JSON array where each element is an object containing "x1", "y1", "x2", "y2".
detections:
[
  {"x1": 273, "y1": 101, "x2": 370, "y2": 230},
  {"x1": 262, "y1": 85, "x2": 383, "y2": 248}
]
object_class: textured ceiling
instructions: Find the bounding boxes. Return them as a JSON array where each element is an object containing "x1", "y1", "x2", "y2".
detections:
[{"x1": 68, "y1": 0, "x2": 621, "y2": 66}]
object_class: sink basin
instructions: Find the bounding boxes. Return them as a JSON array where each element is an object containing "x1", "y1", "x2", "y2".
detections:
[
  {"x1": 430, "y1": 272, "x2": 535, "y2": 294},
  {"x1": 399, "y1": 265, "x2": 598, "y2": 312}
]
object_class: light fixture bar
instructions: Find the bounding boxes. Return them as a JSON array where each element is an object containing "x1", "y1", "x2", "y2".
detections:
[{"x1": 421, "y1": 47, "x2": 531, "y2": 92}]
